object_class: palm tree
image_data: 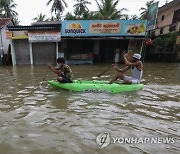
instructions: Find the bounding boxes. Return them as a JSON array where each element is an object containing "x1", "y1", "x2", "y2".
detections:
[
  {"x1": 95, "y1": 0, "x2": 128, "y2": 20},
  {"x1": 0, "y1": 0, "x2": 18, "y2": 18},
  {"x1": 73, "y1": 0, "x2": 91, "y2": 18},
  {"x1": 86, "y1": 11, "x2": 100, "y2": 20},
  {"x1": 123, "y1": 15, "x2": 139, "y2": 20},
  {"x1": 32, "y1": 13, "x2": 48, "y2": 22},
  {"x1": 64, "y1": 12, "x2": 77, "y2": 20},
  {"x1": 0, "y1": 0, "x2": 6, "y2": 8},
  {"x1": 0, "y1": 9, "x2": 3, "y2": 17},
  {"x1": 46, "y1": 0, "x2": 68, "y2": 20},
  {"x1": 139, "y1": 0, "x2": 155, "y2": 19},
  {"x1": 12, "y1": 17, "x2": 20, "y2": 25},
  {"x1": 48, "y1": 16, "x2": 58, "y2": 21}
]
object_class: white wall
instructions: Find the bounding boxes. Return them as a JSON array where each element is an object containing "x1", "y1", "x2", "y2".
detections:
[
  {"x1": 2, "y1": 26, "x2": 11, "y2": 54},
  {"x1": 0, "y1": 23, "x2": 12, "y2": 55},
  {"x1": 157, "y1": 3, "x2": 180, "y2": 28}
]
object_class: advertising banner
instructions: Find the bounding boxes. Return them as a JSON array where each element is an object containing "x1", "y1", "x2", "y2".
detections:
[
  {"x1": 147, "y1": 2, "x2": 159, "y2": 31},
  {"x1": 6, "y1": 31, "x2": 12, "y2": 39},
  {"x1": 28, "y1": 31, "x2": 61, "y2": 42},
  {"x1": 7, "y1": 31, "x2": 28, "y2": 39},
  {"x1": 62, "y1": 20, "x2": 147, "y2": 37},
  {"x1": 89, "y1": 22, "x2": 121, "y2": 34}
]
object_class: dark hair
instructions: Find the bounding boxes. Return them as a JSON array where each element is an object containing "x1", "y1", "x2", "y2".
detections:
[{"x1": 57, "y1": 57, "x2": 65, "y2": 63}]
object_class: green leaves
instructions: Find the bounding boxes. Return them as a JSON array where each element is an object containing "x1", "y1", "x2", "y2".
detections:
[
  {"x1": 0, "y1": 0, "x2": 18, "y2": 18},
  {"x1": 153, "y1": 32, "x2": 178, "y2": 53}
]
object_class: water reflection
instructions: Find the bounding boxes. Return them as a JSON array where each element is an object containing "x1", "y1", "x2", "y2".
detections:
[{"x1": 0, "y1": 63, "x2": 180, "y2": 154}]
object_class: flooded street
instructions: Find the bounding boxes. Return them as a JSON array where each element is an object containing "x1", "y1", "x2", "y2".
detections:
[{"x1": 0, "y1": 63, "x2": 180, "y2": 154}]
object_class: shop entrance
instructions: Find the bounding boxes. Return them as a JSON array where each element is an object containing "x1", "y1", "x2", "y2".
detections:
[
  {"x1": 32, "y1": 42, "x2": 56, "y2": 64},
  {"x1": 65, "y1": 39, "x2": 94, "y2": 61},
  {"x1": 98, "y1": 39, "x2": 129, "y2": 63}
]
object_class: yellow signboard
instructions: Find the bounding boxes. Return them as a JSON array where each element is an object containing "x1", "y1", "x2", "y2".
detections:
[
  {"x1": 12, "y1": 31, "x2": 28, "y2": 39},
  {"x1": 6, "y1": 31, "x2": 12, "y2": 39}
]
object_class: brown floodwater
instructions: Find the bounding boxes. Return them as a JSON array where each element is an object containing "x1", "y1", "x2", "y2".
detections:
[{"x1": 0, "y1": 62, "x2": 180, "y2": 154}]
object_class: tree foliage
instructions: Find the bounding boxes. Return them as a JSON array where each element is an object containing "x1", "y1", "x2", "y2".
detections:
[
  {"x1": 0, "y1": 0, "x2": 18, "y2": 18},
  {"x1": 32, "y1": 13, "x2": 48, "y2": 22},
  {"x1": 95, "y1": 0, "x2": 128, "y2": 20},
  {"x1": 139, "y1": 0, "x2": 155, "y2": 19},
  {"x1": 153, "y1": 32, "x2": 179, "y2": 53},
  {"x1": 12, "y1": 17, "x2": 20, "y2": 25},
  {"x1": 46, "y1": 0, "x2": 68, "y2": 20},
  {"x1": 73, "y1": 0, "x2": 91, "y2": 18}
]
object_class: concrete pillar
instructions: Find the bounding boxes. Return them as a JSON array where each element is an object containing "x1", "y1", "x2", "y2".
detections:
[
  {"x1": 10, "y1": 39, "x2": 16, "y2": 65},
  {"x1": 94, "y1": 40, "x2": 100, "y2": 55},
  {"x1": 56, "y1": 42, "x2": 59, "y2": 59},
  {"x1": 29, "y1": 42, "x2": 33, "y2": 65}
]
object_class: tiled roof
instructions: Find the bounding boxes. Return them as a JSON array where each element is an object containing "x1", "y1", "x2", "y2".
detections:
[{"x1": 0, "y1": 18, "x2": 11, "y2": 29}]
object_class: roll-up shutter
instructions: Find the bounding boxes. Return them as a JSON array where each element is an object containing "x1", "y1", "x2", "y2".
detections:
[
  {"x1": 14, "y1": 40, "x2": 30, "y2": 64},
  {"x1": 32, "y1": 42, "x2": 56, "y2": 64}
]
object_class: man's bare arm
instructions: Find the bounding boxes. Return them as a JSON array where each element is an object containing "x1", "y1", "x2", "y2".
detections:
[
  {"x1": 48, "y1": 64, "x2": 61, "y2": 75},
  {"x1": 124, "y1": 55, "x2": 141, "y2": 67},
  {"x1": 113, "y1": 65, "x2": 130, "y2": 73}
]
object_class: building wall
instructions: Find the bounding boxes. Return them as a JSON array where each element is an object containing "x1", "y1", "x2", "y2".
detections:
[
  {"x1": 0, "y1": 25, "x2": 11, "y2": 54},
  {"x1": 157, "y1": 3, "x2": 180, "y2": 28}
]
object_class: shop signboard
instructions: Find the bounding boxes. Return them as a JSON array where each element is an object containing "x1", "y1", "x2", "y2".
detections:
[
  {"x1": 6, "y1": 31, "x2": 12, "y2": 39},
  {"x1": 7, "y1": 31, "x2": 28, "y2": 39},
  {"x1": 62, "y1": 20, "x2": 147, "y2": 37},
  {"x1": 28, "y1": 31, "x2": 61, "y2": 42}
]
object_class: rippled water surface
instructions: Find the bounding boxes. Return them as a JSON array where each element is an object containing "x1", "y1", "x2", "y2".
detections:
[{"x1": 0, "y1": 63, "x2": 180, "y2": 154}]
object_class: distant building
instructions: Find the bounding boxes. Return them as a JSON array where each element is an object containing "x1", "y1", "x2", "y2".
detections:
[
  {"x1": 7, "y1": 20, "x2": 147, "y2": 65},
  {"x1": 61, "y1": 20, "x2": 147, "y2": 64},
  {"x1": 150, "y1": 0, "x2": 180, "y2": 36},
  {"x1": 7, "y1": 21, "x2": 61, "y2": 65},
  {"x1": 147, "y1": 0, "x2": 180, "y2": 62}
]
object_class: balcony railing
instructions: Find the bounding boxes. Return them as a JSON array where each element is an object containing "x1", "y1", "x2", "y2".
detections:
[{"x1": 169, "y1": 24, "x2": 177, "y2": 32}]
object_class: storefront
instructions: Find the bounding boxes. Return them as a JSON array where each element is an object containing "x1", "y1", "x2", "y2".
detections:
[
  {"x1": 28, "y1": 30, "x2": 60, "y2": 64},
  {"x1": 61, "y1": 20, "x2": 147, "y2": 64},
  {"x1": 7, "y1": 23, "x2": 61, "y2": 65}
]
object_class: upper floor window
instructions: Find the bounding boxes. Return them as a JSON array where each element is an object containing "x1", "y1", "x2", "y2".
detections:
[
  {"x1": 172, "y1": 9, "x2": 180, "y2": 24},
  {"x1": 161, "y1": 15, "x2": 165, "y2": 21}
]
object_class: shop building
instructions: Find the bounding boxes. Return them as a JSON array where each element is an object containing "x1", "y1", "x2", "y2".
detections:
[
  {"x1": 7, "y1": 20, "x2": 147, "y2": 65},
  {"x1": 61, "y1": 20, "x2": 147, "y2": 64},
  {"x1": 7, "y1": 21, "x2": 61, "y2": 65}
]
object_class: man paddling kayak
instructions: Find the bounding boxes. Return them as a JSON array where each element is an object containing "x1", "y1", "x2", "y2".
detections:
[
  {"x1": 109, "y1": 53, "x2": 143, "y2": 84},
  {"x1": 48, "y1": 57, "x2": 73, "y2": 83}
]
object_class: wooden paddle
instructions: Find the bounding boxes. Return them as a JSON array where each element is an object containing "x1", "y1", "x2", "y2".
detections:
[
  {"x1": 43, "y1": 56, "x2": 55, "y2": 81},
  {"x1": 97, "y1": 65, "x2": 113, "y2": 77}
]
